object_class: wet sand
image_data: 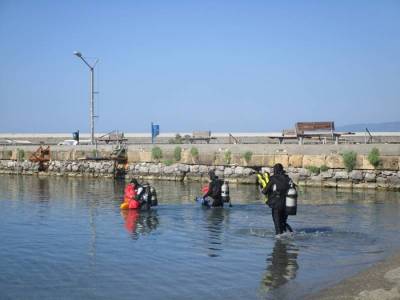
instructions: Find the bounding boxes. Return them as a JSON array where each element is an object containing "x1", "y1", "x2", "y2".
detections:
[{"x1": 307, "y1": 252, "x2": 400, "y2": 300}]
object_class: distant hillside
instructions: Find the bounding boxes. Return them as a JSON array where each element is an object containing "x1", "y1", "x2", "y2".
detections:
[{"x1": 337, "y1": 122, "x2": 400, "y2": 132}]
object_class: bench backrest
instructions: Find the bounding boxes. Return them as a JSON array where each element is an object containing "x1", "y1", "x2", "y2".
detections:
[
  {"x1": 192, "y1": 131, "x2": 211, "y2": 138},
  {"x1": 108, "y1": 133, "x2": 124, "y2": 140},
  {"x1": 282, "y1": 129, "x2": 296, "y2": 136},
  {"x1": 295, "y1": 122, "x2": 335, "y2": 135}
]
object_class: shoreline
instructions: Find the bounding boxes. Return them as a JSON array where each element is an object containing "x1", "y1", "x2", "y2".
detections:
[
  {"x1": 0, "y1": 159, "x2": 399, "y2": 191},
  {"x1": 307, "y1": 251, "x2": 400, "y2": 300}
]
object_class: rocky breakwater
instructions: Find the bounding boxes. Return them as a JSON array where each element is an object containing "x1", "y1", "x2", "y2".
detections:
[
  {"x1": 286, "y1": 167, "x2": 400, "y2": 190},
  {"x1": 1, "y1": 160, "x2": 400, "y2": 190},
  {"x1": 0, "y1": 160, "x2": 115, "y2": 178},
  {"x1": 125, "y1": 162, "x2": 256, "y2": 183}
]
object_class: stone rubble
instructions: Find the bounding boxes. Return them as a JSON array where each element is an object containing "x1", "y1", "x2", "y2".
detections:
[{"x1": 0, "y1": 160, "x2": 399, "y2": 189}]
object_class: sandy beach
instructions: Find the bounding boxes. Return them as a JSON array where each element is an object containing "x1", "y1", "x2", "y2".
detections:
[{"x1": 307, "y1": 252, "x2": 400, "y2": 300}]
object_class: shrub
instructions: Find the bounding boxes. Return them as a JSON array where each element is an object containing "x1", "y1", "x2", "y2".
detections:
[
  {"x1": 164, "y1": 159, "x2": 173, "y2": 166},
  {"x1": 341, "y1": 151, "x2": 357, "y2": 172},
  {"x1": 320, "y1": 164, "x2": 329, "y2": 172},
  {"x1": 224, "y1": 150, "x2": 232, "y2": 164},
  {"x1": 306, "y1": 165, "x2": 320, "y2": 175},
  {"x1": 169, "y1": 134, "x2": 183, "y2": 144},
  {"x1": 173, "y1": 146, "x2": 182, "y2": 162},
  {"x1": 151, "y1": 147, "x2": 163, "y2": 161},
  {"x1": 368, "y1": 147, "x2": 380, "y2": 168},
  {"x1": 243, "y1": 151, "x2": 253, "y2": 164},
  {"x1": 190, "y1": 147, "x2": 199, "y2": 159}
]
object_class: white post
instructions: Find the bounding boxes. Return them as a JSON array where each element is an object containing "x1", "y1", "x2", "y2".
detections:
[{"x1": 90, "y1": 67, "x2": 95, "y2": 145}]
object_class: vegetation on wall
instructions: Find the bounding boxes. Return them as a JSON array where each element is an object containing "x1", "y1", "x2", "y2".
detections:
[
  {"x1": 163, "y1": 159, "x2": 173, "y2": 166},
  {"x1": 151, "y1": 147, "x2": 163, "y2": 161},
  {"x1": 368, "y1": 148, "x2": 381, "y2": 168},
  {"x1": 169, "y1": 134, "x2": 183, "y2": 144},
  {"x1": 306, "y1": 165, "x2": 321, "y2": 175},
  {"x1": 341, "y1": 151, "x2": 357, "y2": 172},
  {"x1": 224, "y1": 150, "x2": 232, "y2": 164},
  {"x1": 190, "y1": 147, "x2": 199, "y2": 160},
  {"x1": 174, "y1": 146, "x2": 182, "y2": 162},
  {"x1": 243, "y1": 151, "x2": 253, "y2": 164}
]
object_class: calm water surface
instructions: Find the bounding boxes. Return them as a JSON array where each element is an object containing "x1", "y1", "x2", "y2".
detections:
[{"x1": 0, "y1": 175, "x2": 400, "y2": 300}]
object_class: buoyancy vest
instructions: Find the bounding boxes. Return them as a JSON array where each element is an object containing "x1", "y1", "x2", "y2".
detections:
[
  {"x1": 128, "y1": 199, "x2": 140, "y2": 209},
  {"x1": 124, "y1": 184, "x2": 137, "y2": 202},
  {"x1": 257, "y1": 173, "x2": 270, "y2": 189}
]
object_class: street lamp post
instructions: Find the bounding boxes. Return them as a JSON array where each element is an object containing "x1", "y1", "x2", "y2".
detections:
[{"x1": 74, "y1": 51, "x2": 98, "y2": 145}]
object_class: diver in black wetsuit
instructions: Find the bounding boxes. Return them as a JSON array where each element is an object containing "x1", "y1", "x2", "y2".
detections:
[
  {"x1": 263, "y1": 164, "x2": 293, "y2": 236},
  {"x1": 203, "y1": 170, "x2": 223, "y2": 207}
]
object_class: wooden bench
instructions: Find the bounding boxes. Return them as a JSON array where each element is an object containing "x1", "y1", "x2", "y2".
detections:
[
  {"x1": 295, "y1": 121, "x2": 341, "y2": 144},
  {"x1": 97, "y1": 131, "x2": 128, "y2": 144},
  {"x1": 189, "y1": 131, "x2": 216, "y2": 144}
]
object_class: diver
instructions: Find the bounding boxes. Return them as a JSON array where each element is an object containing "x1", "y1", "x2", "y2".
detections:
[
  {"x1": 263, "y1": 164, "x2": 293, "y2": 236},
  {"x1": 122, "y1": 179, "x2": 158, "y2": 210},
  {"x1": 136, "y1": 181, "x2": 158, "y2": 210},
  {"x1": 123, "y1": 179, "x2": 140, "y2": 209},
  {"x1": 202, "y1": 170, "x2": 223, "y2": 207}
]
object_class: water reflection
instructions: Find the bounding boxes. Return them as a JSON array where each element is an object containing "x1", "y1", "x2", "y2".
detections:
[
  {"x1": 121, "y1": 209, "x2": 159, "y2": 239},
  {"x1": 261, "y1": 239, "x2": 299, "y2": 292},
  {"x1": 204, "y1": 208, "x2": 228, "y2": 257}
]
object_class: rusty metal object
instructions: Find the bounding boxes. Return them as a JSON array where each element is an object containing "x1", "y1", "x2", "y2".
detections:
[{"x1": 29, "y1": 146, "x2": 50, "y2": 162}]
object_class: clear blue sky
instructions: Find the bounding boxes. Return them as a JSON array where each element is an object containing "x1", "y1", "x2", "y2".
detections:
[{"x1": 1, "y1": 0, "x2": 399, "y2": 133}]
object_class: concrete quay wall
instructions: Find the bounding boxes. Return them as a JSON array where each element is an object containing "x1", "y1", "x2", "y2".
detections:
[
  {"x1": 1, "y1": 143, "x2": 399, "y2": 169},
  {"x1": 1, "y1": 144, "x2": 400, "y2": 190}
]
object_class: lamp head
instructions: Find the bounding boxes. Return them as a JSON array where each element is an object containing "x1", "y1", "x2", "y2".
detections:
[{"x1": 73, "y1": 51, "x2": 82, "y2": 58}]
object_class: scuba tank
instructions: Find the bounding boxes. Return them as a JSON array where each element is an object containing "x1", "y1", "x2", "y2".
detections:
[
  {"x1": 150, "y1": 186, "x2": 158, "y2": 206},
  {"x1": 138, "y1": 184, "x2": 151, "y2": 210},
  {"x1": 221, "y1": 181, "x2": 230, "y2": 203},
  {"x1": 285, "y1": 181, "x2": 297, "y2": 215}
]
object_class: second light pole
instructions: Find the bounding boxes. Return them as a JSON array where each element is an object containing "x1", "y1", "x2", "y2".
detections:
[{"x1": 74, "y1": 51, "x2": 98, "y2": 145}]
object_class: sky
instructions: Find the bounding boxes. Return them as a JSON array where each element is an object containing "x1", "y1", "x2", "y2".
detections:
[{"x1": 0, "y1": 0, "x2": 399, "y2": 133}]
